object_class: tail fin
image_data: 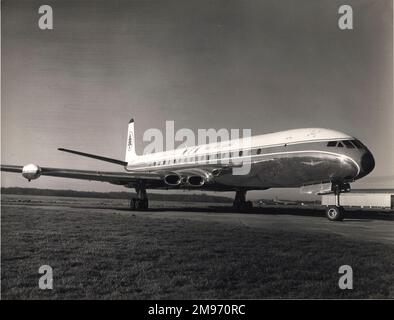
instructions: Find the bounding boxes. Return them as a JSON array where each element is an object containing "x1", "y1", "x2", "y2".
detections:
[{"x1": 125, "y1": 118, "x2": 137, "y2": 164}]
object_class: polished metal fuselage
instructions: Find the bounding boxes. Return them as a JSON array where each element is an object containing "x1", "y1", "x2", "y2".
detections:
[{"x1": 126, "y1": 140, "x2": 375, "y2": 191}]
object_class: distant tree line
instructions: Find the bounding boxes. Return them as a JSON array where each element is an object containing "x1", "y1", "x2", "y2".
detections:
[{"x1": 1, "y1": 187, "x2": 233, "y2": 203}]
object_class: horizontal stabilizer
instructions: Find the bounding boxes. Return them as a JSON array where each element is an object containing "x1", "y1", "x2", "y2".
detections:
[{"x1": 58, "y1": 148, "x2": 127, "y2": 166}]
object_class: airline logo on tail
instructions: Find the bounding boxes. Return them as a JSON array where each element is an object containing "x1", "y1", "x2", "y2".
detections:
[{"x1": 127, "y1": 132, "x2": 134, "y2": 151}]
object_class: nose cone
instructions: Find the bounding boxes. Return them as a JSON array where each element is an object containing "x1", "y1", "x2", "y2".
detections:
[{"x1": 359, "y1": 151, "x2": 375, "y2": 177}]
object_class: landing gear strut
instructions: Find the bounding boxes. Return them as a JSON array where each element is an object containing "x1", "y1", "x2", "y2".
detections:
[
  {"x1": 325, "y1": 183, "x2": 349, "y2": 221},
  {"x1": 130, "y1": 186, "x2": 149, "y2": 211},
  {"x1": 233, "y1": 189, "x2": 253, "y2": 212}
]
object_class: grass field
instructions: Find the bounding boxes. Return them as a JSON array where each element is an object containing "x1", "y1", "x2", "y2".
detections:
[{"x1": 1, "y1": 197, "x2": 394, "y2": 299}]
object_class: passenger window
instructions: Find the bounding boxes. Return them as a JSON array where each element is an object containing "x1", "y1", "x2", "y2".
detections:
[
  {"x1": 327, "y1": 141, "x2": 337, "y2": 147},
  {"x1": 337, "y1": 142, "x2": 344, "y2": 148},
  {"x1": 257, "y1": 148, "x2": 262, "y2": 154},
  {"x1": 343, "y1": 140, "x2": 355, "y2": 149},
  {"x1": 239, "y1": 150, "x2": 243, "y2": 156}
]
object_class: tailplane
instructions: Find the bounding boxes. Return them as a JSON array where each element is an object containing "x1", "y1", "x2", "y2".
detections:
[{"x1": 58, "y1": 148, "x2": 127, "y2": 166}]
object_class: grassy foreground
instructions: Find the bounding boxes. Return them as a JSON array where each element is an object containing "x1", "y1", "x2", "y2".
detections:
[{"x1": 1, "y1": 205, "x2": 393, "y2": 299}]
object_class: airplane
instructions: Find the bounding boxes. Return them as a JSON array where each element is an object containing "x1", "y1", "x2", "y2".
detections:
[{"x1": 1, "y1": 119, "x2": 375, "y2": 221}]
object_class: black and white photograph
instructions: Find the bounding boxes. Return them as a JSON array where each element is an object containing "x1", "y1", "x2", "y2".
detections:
[{"x1": 1, "y1": 0, "x2": 393, "y2": 307}]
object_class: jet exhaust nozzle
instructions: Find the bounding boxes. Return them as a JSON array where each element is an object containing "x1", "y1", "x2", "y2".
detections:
[
  {"x1": 164, "y1": 173, "x2": 181, "y2": 186},
  {"x1": 186, "y1": 175, "x2": 205, "y2": 187}
]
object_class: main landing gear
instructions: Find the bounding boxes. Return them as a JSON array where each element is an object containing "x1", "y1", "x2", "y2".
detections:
[
  {"x1": 130, "y1": 186, "x2": 149, "y2": 211},
  {"x1": 233, "y1": 189, "x2": 253, "y2": 212},
  {"x1": 325, "y1": 183, "x2": 350, "y2": 221}
]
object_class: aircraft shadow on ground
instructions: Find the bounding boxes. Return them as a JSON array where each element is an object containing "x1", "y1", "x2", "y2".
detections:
[{"x1": 74, "y1": 204, "x2": 394, "y2": 222}]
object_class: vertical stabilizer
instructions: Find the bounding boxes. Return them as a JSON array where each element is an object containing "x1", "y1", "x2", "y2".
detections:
[{"x1": 125, "y1": 118, "x2": 137, "y2": 164}]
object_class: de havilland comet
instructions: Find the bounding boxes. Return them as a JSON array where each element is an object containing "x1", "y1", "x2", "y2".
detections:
[{"x1": 1, "y1": 119, "x2": 375, "y2": 221}]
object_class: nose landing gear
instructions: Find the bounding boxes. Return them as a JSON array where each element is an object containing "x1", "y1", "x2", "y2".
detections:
[
  {"x1": 325, "y1": 183, "x2": 350, "y2": 221},
  {"x1": 326, "y1": 205, "x2": 345, "y2": 221}
]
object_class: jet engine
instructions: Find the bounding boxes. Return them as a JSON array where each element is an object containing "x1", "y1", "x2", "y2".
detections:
[
  {"x1": 22, "y1": 164, "x2": 41, "y2": 181},
  {"x1": 172, "y1": 169, "x2": 209, "y2": 187}
]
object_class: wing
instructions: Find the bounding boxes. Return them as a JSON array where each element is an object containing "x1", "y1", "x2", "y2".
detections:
[{"x1": 1, "y1": 165, "x2": 165, "y2": 188}]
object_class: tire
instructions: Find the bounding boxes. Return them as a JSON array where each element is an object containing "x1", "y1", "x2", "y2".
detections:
[
  {"x1": 233, "y1": 201, "x2": 241, "y2": 211},
  {"x1": 326, "y1": 206, "x2": 345, "y2": 221},
  {"x1": 233, "y1": 201, "x2": 253, "y2": 212},
  {"x1": 129, "y1": 199, "x2": 136, "y2": 210},
  {"x1": 141, "y1": 199, "x2": 149, "y2": 210},
  {"x1": 135, "y1": 199, "x2": 149, "y2": 211}
]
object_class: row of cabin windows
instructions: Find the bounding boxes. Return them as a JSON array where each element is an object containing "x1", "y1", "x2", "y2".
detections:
[
  {"x1": 327, "y1": 140, "x2": 363, "y2": 149},
  {"x1": 149, "y1": 148, "x2": 263, "y2": 167},
  {"x1": 148, "y1": 139, "x2": 364, "y2": 167}
]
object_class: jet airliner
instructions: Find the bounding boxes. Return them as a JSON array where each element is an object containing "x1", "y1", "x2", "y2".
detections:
[{"x1": 1, "y1": 119, "x2": 375, "y2": 221}]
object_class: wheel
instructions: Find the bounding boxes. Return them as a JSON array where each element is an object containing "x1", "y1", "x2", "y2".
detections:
[
  {"x1": 233, "y1": 201, "x2": 253, "y2": 212},
  {"x1": 233, "y1": 200, "x2": 241, "y2": 211},
  {"x1": 129, "y1": 198, "x2": 136, "y2": 210},
  {"x1": 246, "y1": 201, "x2": 253, "y2": 210},
  {"x1": 326, "y1": 206, "x2": 345, "y2": 221},
  {"x1": 141, "y1": 199, "x2": 149, "y2": 210},
  {"x1": 135, "y1": 199, "x2": 149, "y2": 211}
]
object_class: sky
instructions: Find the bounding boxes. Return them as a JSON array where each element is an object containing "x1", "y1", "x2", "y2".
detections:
[{"x1": 1, "y1": 0, "x2": 393, "y2": 199}]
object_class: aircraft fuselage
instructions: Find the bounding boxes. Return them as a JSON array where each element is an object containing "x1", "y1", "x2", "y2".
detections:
[{"x1": 125, "y1": 128, "x2": 375, "y2": 191}]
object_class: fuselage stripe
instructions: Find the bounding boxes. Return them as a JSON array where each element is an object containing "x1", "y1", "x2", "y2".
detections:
[{"x1": 126, "y1": 150, "x2": 361, "y2": 177}]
